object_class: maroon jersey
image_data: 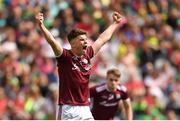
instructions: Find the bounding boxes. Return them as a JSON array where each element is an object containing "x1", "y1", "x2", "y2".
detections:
[
  {"x1": 90, "y1": 83, "x2": 129, "y2": 120},
  {"x1": 56, "y1": 46, "x2": 94, "y2": 105}
]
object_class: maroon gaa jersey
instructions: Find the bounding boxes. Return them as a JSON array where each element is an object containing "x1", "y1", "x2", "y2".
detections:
[
  {"x1": 90, "y1": 83, "x2": 129, "y2": 120},
  {"x1": 56, "y1": 46, "x2": 94, "y2": 105}
]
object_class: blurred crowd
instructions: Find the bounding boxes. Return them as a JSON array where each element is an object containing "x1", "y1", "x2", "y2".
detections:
[{"x1": 0, "y1": 0, "x2": 180, "y2": 120}]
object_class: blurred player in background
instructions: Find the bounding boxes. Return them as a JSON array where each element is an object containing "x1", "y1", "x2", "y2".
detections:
[
  {"x1": 35, "y1": 11, "x2": 126, "y2": 120},
  {"x1": 90, "y1": 68, "x2": 133, "y2": 120}
]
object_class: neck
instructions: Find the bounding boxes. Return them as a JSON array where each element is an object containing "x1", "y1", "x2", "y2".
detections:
[
  {"x1": 71, "y1": 47, "x2": 82, "y2": 56},
  {"x1": 109, "y1": 88, "x2": 116, "y2": 92},
  {"x1": 107, "y1": 85, "x2": 116, "y2": 92}
]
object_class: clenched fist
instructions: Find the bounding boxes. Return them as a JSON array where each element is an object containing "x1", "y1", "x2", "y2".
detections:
[{"x1": 35, "y1": 12, "x2": 44, "y2": 25}]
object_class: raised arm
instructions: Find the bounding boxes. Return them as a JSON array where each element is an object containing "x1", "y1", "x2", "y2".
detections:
[
  {"x1": 35, "y1": 12, "x2": 63, "y2": 56},
  {"x1": 122, "y1": 98, "x2": 133, "y2": 120},
  {"x1": 92, "y1": 12, "x2": 126, "y2": 55}
]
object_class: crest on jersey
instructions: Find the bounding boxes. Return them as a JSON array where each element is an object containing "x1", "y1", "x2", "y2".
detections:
[
  {"x1": 116, "y1": 94, "x2": 121, "y2": 99},
  {"x1": 82, "y1": 58, "x2": 88, "y2": 64}
]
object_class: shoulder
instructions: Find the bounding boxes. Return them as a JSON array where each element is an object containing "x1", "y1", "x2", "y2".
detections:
[
  {"x1": 56, "y1": 48, "x2": 71, "y2": 59},
  {"x1": 61, "y1": 48, "x2": 71, "y2": 56},
  {"x1": 90, "y1": 83, "x2": 106, "y2": 92},
  {"x1": 117, "y1": 85, "x2": 127, "y2": 93},
  {"x1": 117, "y1": 85, "x2": 129, "y2": 99},
  {"x1": 95, "y1": 83, "x2": 106, "y2": 93},
  {"x1": 55, "y1": 49, "x2": 73, "y2": 65}
]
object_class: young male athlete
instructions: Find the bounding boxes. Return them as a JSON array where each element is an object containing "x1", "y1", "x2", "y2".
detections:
[
  {"x1": 35, "y1": 11, "x2": 126, "y2": 120},
  {"x1": 90, "y1": 68, "x2": 133, "y2": 120}
]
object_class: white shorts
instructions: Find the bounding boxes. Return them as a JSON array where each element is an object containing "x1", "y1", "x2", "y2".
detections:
[{"x1": 56, "y1": 104, "x2": 94, "y2": 120}]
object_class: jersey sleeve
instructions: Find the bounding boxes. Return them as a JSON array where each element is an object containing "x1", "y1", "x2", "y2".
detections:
[{"x1": 55, "y1": 49, "x2": 68, "y2": 66}]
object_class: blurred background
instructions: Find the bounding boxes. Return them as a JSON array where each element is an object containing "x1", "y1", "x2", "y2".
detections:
[{"x1": 0, "y1": 0, "x2": 180, "y2": 120}]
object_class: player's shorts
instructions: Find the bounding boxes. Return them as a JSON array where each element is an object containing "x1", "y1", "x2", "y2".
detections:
[{"x1": 56, "y1": 104, "x2": 94, "y2": 120}]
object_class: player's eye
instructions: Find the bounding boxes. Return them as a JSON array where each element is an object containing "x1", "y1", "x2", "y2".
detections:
[
  {"x1": 109, "y1": 79, "x2": 118, "y2": 82},
  {"x1": 109, "y1": 79, "x2": 113, "y2": 82}
]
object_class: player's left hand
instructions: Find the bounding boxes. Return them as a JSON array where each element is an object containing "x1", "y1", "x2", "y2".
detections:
[{"x1": 112, "y1": 12, "x2": 127, "y2": 25}]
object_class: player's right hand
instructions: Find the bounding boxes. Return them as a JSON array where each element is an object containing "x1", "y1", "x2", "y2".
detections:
[{"x1": 35, "y1": 12, "x2": 44, "y2": 25}]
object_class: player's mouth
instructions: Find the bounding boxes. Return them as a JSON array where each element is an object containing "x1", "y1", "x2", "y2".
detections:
[
  {"x1": 83, "y1": 45, "x2": 87, "y2": 50},
  {"x1": 82, "y1": 45, "x2": 87, "y2": 54}
]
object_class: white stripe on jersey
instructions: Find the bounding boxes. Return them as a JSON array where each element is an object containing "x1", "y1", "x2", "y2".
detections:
[
  {"x1": 96, "y1": 84, "x2": 106, "y2": 92},
  {"x1": 117, "y1": 85, "x2": 127, "y2": 92},
  {"x1": 96, "y1": 84, "x2": 127, "y2": 93}
]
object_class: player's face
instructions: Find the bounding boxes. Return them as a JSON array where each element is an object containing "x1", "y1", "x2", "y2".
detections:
[
  {"x1": 106, "y1": 73, "x2": 120, "y2": 92},
  {"x1": 70, "y1": 34, "x2": 88, "y2": 55}
]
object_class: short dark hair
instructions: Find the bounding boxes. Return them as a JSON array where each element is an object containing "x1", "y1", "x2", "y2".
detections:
[
  {"x1": 67, "y1": 29, "x2": 87, "y2": 42},
  {"x1": 107, "y1": 68, "x2": 121, "y2": 77}
]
